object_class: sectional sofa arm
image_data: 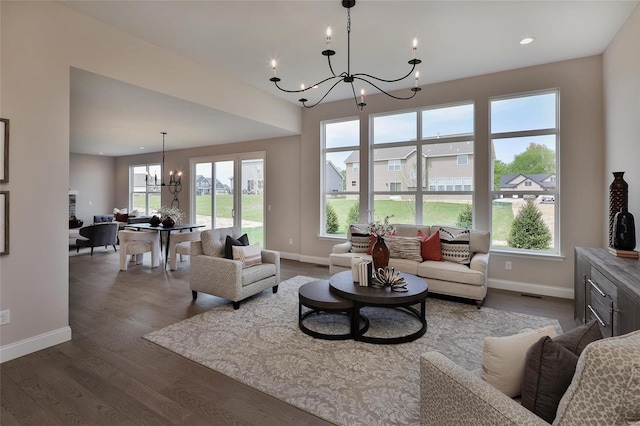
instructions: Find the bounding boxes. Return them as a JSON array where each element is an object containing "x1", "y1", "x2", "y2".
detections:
[
  {"x1": 332, "y1": 241, "x2": 352, "y2": 254},
  {"x1": 420, "y1": 352, "x2": 547, "y2": 426},
  {"x1": 470, "y1": 252, "x2": 490, "y2": 273}
]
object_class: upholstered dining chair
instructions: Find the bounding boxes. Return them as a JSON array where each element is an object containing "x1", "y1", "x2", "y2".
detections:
[
  {"x1": 76, "y1": 222, "x2": 119, "y2": 255},
  {"x1": 169, "y1": 230, "x2": 201, "y2": 270},
  {"x1": 190, "y1": 227, "x2": 280, "y2": 309},
  {"x1": 117, "y1": 230, "x2": 161, "y2": 271}
]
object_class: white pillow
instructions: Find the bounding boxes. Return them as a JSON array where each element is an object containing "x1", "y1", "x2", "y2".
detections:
[
  {"x1": 232, "y1": 243, "x2": 262, "y2": 268},
  {"x1": 482, "y1": 325, "x2": 558, "y2": 397},
  {"x1": 113, "y1": 208, "x2": 128, "y2": 215}
]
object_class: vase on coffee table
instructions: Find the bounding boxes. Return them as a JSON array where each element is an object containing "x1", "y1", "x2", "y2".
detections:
[{"x1": 371, "y1": 235, "x2": 390, "y2": 271}]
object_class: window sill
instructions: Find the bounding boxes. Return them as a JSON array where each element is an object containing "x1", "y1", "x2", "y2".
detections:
[{"x1": 489, "y1": 249, "x2": 565, "y2": 261}]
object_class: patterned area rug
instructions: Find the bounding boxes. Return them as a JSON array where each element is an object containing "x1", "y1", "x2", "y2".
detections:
[{"x1": 144, "y1": 276, "x2": 560, "y2": 426}]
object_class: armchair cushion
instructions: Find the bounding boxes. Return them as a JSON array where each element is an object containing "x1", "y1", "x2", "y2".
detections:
[
  {"x1": 233, "y1": 243, "x2": 262, "y2": 268},
  {"x1": 242, "y1": 262, "x2": 277, "y2": 286},
  {"x1": 225, "y1": 233, "x2": 249, "y2": 259}
]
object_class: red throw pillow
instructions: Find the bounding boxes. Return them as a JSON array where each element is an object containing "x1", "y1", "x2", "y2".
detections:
[
  {"x1": 418, "y1": 230, "x2": 443, "y2": 261},
  {"x1": 115, "y1": 212, "x2": 128, "y2": 222}
]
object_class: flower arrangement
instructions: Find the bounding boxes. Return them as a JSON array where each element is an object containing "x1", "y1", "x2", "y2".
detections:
[
  {"x1": 368, "y1": 215, "x2": 394, "y2": 237},
  {"x1": 154, "y1": 205, "x2": 185, "y2": 221}
]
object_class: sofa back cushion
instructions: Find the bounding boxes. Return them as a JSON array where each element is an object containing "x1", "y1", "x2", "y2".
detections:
[
  {"x1": 200, "y1": 227, "x2": 241, "y2": 257},
  {"x1": 393, "y1": 224, "x2": 430, "y2": 237}
]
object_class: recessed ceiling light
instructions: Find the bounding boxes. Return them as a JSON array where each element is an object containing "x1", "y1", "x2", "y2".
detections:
[
  {"x1": 139, "y1": 146, "x2": 146, "y2": 150},
  {"x1": 520, "y1": 37, "x2": 535, "y2": 45},
  {"x1": 98, "y1": 151, "x2": 104, "y2": 155}
]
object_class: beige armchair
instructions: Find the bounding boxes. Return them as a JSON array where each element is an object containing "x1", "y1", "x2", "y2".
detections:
[
  {"x1": 420, "y1": 330, "x2": 640, "y2": 425},
  {"x1": 169, "y1": 230, "x2": 201, "y2": 270},
  {"x1": 118, "y1": 230, "x2": 161, "y2": 270},
  {"x1": 190, "y1": 227, "x2": 280, "y2": 309}
]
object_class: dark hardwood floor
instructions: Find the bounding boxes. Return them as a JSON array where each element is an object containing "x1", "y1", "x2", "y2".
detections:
[{"x1": 1, "y1": 248, "x2": 573, "y2": 425}]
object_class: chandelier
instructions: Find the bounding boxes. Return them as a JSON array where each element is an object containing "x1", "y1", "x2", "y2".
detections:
[
  {"x1": 145, "y1": 132, "x2": 183, "y2": 208},
  {"x1": 269, "y1": 0, "x2": 421, "y2": 111}
]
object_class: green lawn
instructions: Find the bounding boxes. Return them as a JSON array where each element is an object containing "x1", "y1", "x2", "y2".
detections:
[{"x1": 194, "y1": 194, "x2": 264, "y2": 222}]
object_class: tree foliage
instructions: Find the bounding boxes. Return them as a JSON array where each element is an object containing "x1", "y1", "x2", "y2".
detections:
[
  {"x1": 456, "y1": 204, "x2": 473, "y2": 229},
  {"x1": 347, "y1": 201, "x2": 360, "y2": 226},
  {"x1": 508, "y1": 199, "x2": 551, "y2": 250},
  {"x1": 325, "y1": 203, "x2": 339, "y2": 234},
  {"x1": 507, "y1": 143, "x2": 555, "y2": 175},
  {"x1": 493, "y1": 160, "x2": 509, "y2": 190}
]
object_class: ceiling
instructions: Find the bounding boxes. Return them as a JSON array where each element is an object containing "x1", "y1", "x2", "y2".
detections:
[{"x1": 62, "y1": 0, "x2": 639, "y2": 156}]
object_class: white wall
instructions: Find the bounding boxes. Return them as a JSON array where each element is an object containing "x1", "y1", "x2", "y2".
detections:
[
  {"x1": 69, "y1": 154, "x2": 116, "y2": 225},
  {"x1": 604, "y1": 4, "x2": 640, "y2": 247}
]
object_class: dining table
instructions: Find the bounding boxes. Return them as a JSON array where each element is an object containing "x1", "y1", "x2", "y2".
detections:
[{"x1": 125, "y1": 222, "x2": 205, "y2": 270}]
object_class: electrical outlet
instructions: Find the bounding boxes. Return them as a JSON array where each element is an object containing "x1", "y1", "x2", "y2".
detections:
[
  {"x1": 505, "y1": 261, "x2": 512, "y2": 270},
  {"x1": 0, "y1": 310, "x2": 10, "y2": 325}
]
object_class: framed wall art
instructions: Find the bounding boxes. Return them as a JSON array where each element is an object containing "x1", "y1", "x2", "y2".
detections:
[
  {"x1": 0, "y1": 191, "x2": 8, "y2": 255},
  {"x1": 0, "y1": 118, "x2": 8, "y2": 183}
]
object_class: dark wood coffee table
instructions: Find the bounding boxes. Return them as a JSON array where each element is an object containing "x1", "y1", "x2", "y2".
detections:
[{"x1": 329, "y1": 270, "x2": 429, "y2": 344}]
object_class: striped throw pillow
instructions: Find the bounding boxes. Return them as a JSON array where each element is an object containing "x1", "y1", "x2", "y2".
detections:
[
  {"x1": 350, "y1": 225, "x2": 371, "y2": 253},
  {"x1": 384, "y1": 236, "x2": 423, "y2": 262},
  {"x1": 232, "y1": 243, "x2": 262, "y2": 268},
  {"x1": 439, "y1": 227, "x2": 471, "y2": 264}
]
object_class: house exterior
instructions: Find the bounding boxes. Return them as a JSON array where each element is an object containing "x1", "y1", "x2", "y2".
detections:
[
  {"x1": 344, "y1": 142, "x2": 474, "y2": 196},
  {"x1": 241, "y1": 159, "x2": 264, "y2": 194},
  {"x1": 325, "y1": 160, "x2": 345, "y2": 193},
  {"x1": 499, "y1": 174, "x2": 556, "y2": 192}
]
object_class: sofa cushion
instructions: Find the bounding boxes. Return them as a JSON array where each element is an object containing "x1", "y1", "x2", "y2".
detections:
[
  {"x1": 224, "y1": 233, "x2": 249, "y2": 259},
  {"x1": 482, "y1": 326, "x2": 558, "y2": 398},
  {"x1": 419, "y1": 229, "x2": 443, "y2": 261},
  {"x1": 520, "y1": 320, "x2": 602, "y2": 423},
  {"x1": 521, "y1": 336, "x2": 579, "y2": 423},
  {"x1": 200, "y1": 229, "x2": 226, "y2": 257},
  {"x1": 330, "y1": 252, "x2": 372, "y2": 269},
  {"x1": 385, "y1": 235, "x2": 423, "y2": 262},
  {"x1": 417, "y1": 260, "x2": 485, "y2": 286},
  {"x1": 470, "y1": 230, "x2": 491, "y2": 254},
  {"x1": 437, "y1": 227, "x2": 471, "y2": 264},
  {"x1": 387, "y1": 257, "x2": 419, "y2": 275},
  {"x1": 393, "y1": 224, "x2": 430, "y2": 237}
]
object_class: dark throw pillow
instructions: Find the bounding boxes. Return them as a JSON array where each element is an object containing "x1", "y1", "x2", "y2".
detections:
[
  {"x1": 115, "y1": 212, "x2": 129, "y2": 222},
  {"x1": 521, "y1": 336, "x2": 579, "y2": 424},
  {"x1": 521, "y1": 320, "x2": 603, "y2": 423},
  {"x1": 224, "y1": 233, "x2": 249, "y2": 259}
]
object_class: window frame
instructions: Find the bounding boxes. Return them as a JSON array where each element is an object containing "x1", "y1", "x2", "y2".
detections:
[
  {"x1": 129, "y1": 163, "x2": 161, "y2": 216},
  {"x1": 489, "y1": 89, "x2": 560, "y2": 255}
]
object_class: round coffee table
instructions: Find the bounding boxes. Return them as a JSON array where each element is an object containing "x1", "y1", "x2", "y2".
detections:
[{"x1": 329, "y1": 270, "x2": 428, "y2": 344}]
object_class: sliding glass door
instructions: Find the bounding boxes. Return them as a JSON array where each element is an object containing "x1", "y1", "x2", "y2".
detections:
[{"x1": 192, "y1": 153, "x2": 265, "y2": 246}]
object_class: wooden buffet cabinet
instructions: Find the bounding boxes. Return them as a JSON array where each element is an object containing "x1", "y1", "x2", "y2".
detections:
[{"x1": 574, "y1": 247, "x2": 640, "y2": 337}]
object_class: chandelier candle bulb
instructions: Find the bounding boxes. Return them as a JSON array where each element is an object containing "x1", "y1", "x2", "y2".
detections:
[
  {"x1": 413, "y1": 38, "x2": 417, "y2": 58},
  {"x1": 360, "y1": 89, "x2": 365, "y2": 104},
  {"x1": 326, "y1": 27, "x2": 332, "y2": 48},
  {"x1": 415, "y1": 71, "x2": 420, "y2": 86},
  {"x1": 271, "y1": 59, "x2": 277, "y2": 77}
]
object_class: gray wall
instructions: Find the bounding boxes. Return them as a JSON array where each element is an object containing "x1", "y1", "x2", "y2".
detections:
[{"x1": 69, "y1": 154, "x2": 116, "y2": 225}]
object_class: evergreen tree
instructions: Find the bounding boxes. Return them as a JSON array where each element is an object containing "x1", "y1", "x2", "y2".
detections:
[
  {"x1": 347, "y1": 201, "x2": 360, "y2": 225},
  {"x1": 508, "y1": 199, "x2": 551, "y2": 250},
  {"x1": 456, "y1": 204, "x2": 473, "y2": 229},
  {"x1": 326, "y1": 203, "x2": 339, "y2": 234}
]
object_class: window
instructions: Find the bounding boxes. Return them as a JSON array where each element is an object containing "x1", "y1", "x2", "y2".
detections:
[
  {"x1": 370, "y1": 103, "x2": 474, "y2": 226},
  {"x1": 321, "y1": 118, "x2": 359, "y2": 236},
  {"x1": 490, "y1": 90, "x2": 559, "y2": 254},
  {"x1": 130, "y1": 164, "x2": 161, "y2": 215},
  {"x1": 388, "y1": 159, "x2": 401, "y2": 171}
]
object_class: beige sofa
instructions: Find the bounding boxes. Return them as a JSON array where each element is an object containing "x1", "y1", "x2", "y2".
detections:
[
  {"x1": 329, "y1": 224, "x2": 490, "y2": 306},
  {"x1": 420, "y1": 329, "x2": 640, "y2": 425}
]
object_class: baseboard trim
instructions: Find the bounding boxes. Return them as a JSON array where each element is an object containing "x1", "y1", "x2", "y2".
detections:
[
  {"x1": 0, "y1": 326, "x2": 72, "y2": 363},
  {"x1": 488, "y1": 278, "x2": 574, "y2": 299},
  {"x1": 280, "y1": 252, "x2": 330, "y2": 266}
]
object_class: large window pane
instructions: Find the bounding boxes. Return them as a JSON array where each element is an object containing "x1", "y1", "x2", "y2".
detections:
[
  {"x1": 195, "y1": 162, "x2": 213, "y2": 229},
  {"x1": 373, "y1": 112, "x2": 417, "y2": 144},
  {"x1": 325, "y1": 195, "x2": 359, "y2": 235},
  {"x1": 325, "y1": 119, "x2": 359, "y2": 149},
  {"x1": 423, "y1": 195, "x2": 473, "y2": 228},
  {"x1": 492, "y1": 135, "x2": 556, "y2": 191},
  {"x1": 241, "y1": 159, "x2": 264, "y2": 246},
  {"x1": 491, "y1": 196, "x2": 555, "y2": 251},
  {"x1": 491, "y1": 92, "x2": 556, "y2": 133},
  {"x1": 130, "y1": 164, "x2": 160, "y2": 215},
  {"x1": 422, "y1": 104, "x2": 474, "y2": 139},
  {"x1": 326, "y1": 151, "x2": 356, "y2": 193}
]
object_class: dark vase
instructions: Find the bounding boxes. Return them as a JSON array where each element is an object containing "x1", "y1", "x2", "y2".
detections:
[
  {"x1": 371, "y1": 236, "x2": 390, "y2": 272},
  {"x1": 609, "y1": 172, "x2": 628, "y2": 247},
  {"x1": 613, "y1": 208, "x2": 636, "y2": 251},
  {"x1": 162, "y1": 216, "x2": 175, "y2": 227},
  {"x1": 149, "y1": 215, "x2": 161, "y2": 227}
]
